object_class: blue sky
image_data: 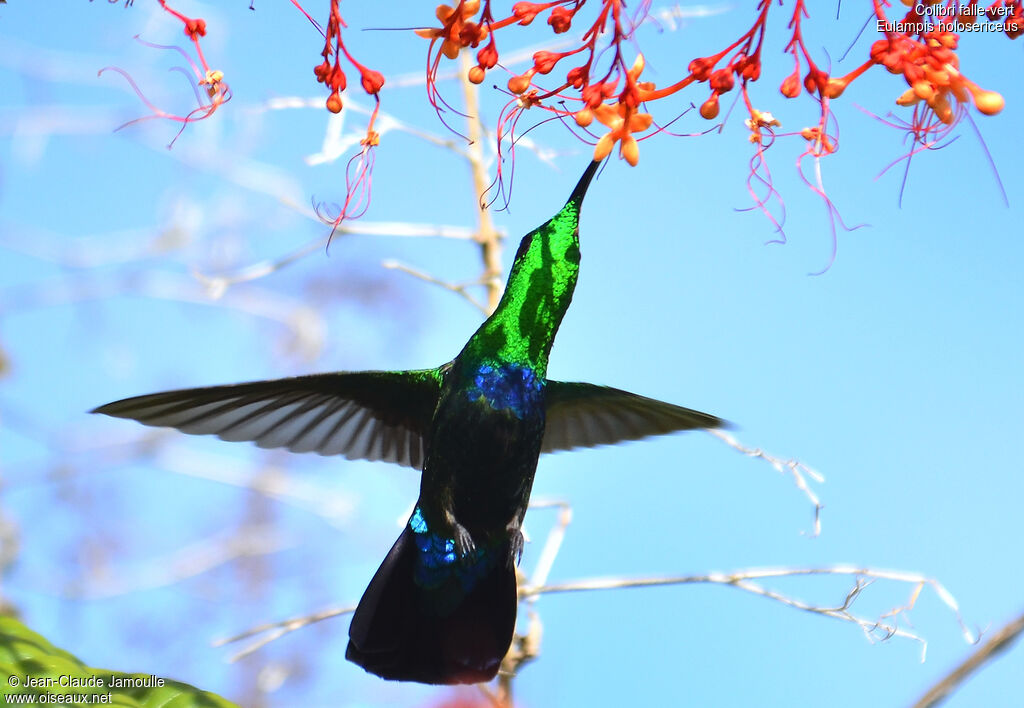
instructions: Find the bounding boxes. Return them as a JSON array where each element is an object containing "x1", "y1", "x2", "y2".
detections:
[{"x1": 1, "y1": 2, "x2": 1022, "y2": 706}]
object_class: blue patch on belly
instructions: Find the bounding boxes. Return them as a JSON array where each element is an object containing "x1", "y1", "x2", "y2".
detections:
[
  {"x1": 465, "y1": 363, "x2": 544, "y2": 418},
  {"x1": 409, "y1": 506, "x2": 493, "y2": 592}
]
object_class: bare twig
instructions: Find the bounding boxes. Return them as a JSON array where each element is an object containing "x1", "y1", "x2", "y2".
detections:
[
  {"x1": 259, "y1": 95, "x2": 469, "y2": 163},
  {"x1": 192, "y1": 219, "x2": 490, "y2": 292},
  {"x1": 523, "y1": 500, "x2": 573, "y2": 591},
  {"x1": 381, "y1": 259, "x2": 490, "y2": 314},
  {"x1": 911, "y1": 607, "x2": 1024, "y2": 708},
  {"x1": 0, "y1": 270, "x2": 326, "y2": 360},
  {"x1": 151, "y1": 446, "x2": 357, "y2": 529},
  {"x1": 213, "y1": 604, "x2": 357, "y2": 662},
  {"x1": 522, "y1": 565, "x2": 976, "y2": 662},
  {"x1": 67, "y1": 524, "x2": 293, "y2": 599},
  {"x1": 708, "y1": 428, "x2": 825, "y2": 536},
  {"x1": 208, "y1": 502, "x2": 973, "y2": 691}
]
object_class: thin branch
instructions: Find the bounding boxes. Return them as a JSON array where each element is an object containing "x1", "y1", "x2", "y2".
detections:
[
  {"x1": 258, "y1": 95, "x2": 470, "y2": 162},
  {"x1": 523, "y1": 500, "x2": 573, "y2": 591},
  {"x1": 193, "y1": 220, "x2": 496, "y2": 292},
  {"x1": 708, "y1": 428, "x2": 824, "y2": 536},
  {"x1": 912, "y1": 607, "x2": 1024, "y2": 708},
  {"x1": 0, "y1": 270, "x2": 327, "y2": 360},
  {"x1": 151, "y1": 445, "x2": 357, "y2": 530},
  {"x1": 213, "y1": 604, "x2": 357, "y2": 662},
  {"x1": 523, "y1": 565, "x2": 976, "y2": 661},
  {"x1": 381, "y1": 259, "x2": 489, "y2": 314},
  {"x1": 66, "y1": 524, "x2": 293, "y2": 599}
]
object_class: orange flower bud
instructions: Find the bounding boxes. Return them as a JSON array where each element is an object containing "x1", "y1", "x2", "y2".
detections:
[
  {"x1": 468, "y1": 66, "x2": 486, "y2": 84},
  {"x1": 699, "y1": 94, "x2": 720, "y2": 120},
  {"x1": 924, "y1": 66, "x2": 950, "y2": 87},
  {"x1": 896, "y1": 88, "x2": 920, "y2": 106},
  {"x1": 548, "y1": 6, "x2": 572, "y2": 33},
  {"x1": 950, "y1": 80, "x2": 969, "y2": 103},
  {"x1": 912, "y1": 81, "x2": 935, "y2": 101},
  {"x1": 780, "y1": 73, "x2": 800, "y2": 98},
  {"x1": 687, "y1": 56, "x2": 714, "y2": 81},
  {"x1": 973, "y1": 89, "x2": 1005, "y2": 115},
  {"x1": 326, "y1": 90, "x2": 343, "y2": 114},
  {"x1": 533, "y1": 50, "x2": 560, "y2": 75},
  {"x1": 507, "y1": 75, "x2": 531, "y2": 94},
  {"x1": 824, "y1": 78, "x2": 847, "y2": 98},
  {"x1": 360, "y1": 69, "x2": 385, "y2": 95},
  {"x1": 476, "y1": 43, "x2": 498, "y2": 70},
  {"x1": 184, "y1": 18, "x2": 207, "y2": 39},
  {"x1": 512, "y1": 1, "x2": 540, "y2": 25},
  {"x1": 709, "y1": 68, "x2": 734, "y2": 93},
  {"x1": 574, "y1": 109, "x2": 594, "y2": 127},
  {"x1": 931, "y1": 94, "x2": 954, "y2": 124}
]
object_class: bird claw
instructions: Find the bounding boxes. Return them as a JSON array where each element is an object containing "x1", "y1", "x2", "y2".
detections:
[
  {"x1": 507, "y1": 526, "x2": 524, "y2": 567},
  {"x1": 453, "y1": 523, "x2": 476, "y2": 559}
]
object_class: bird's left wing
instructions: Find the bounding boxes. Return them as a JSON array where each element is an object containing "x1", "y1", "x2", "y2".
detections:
[
  {"x1": 92, "y1": 369, "x2": 446, "y2": 469},
  {"x1": 541, "y1": 381, "x2": 725, "y2": 454}
]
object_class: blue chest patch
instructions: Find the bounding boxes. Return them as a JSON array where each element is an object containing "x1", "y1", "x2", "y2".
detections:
[
  {"x1": 409, "y1": 506, "x2": 493, "y2": 592},
  {"x1": 465, "y1": 363, "x2": 544, "y2": 419}
]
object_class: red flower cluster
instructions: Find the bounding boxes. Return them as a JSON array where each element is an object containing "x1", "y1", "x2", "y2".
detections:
[
  {"x1": 308, "y1": 0, "x2": 384, "y2": 115},
  {"x1": 98, "y1": 0, "x2": 231, "y2": 148},
  {"x1": 96, "y1": 1, "x2": 1015, "y2": 253},
  {"x1": 409, "y1": 0, "x2": 1009, "y2": 172}
]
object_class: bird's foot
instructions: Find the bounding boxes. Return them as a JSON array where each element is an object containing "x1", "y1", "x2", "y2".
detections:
[
  {"x1": 452, "y1": 522, "x2": 476, "y2": 559},
  {"x1": 506, "y1": 523, "x2": 524, "y2": 567}
]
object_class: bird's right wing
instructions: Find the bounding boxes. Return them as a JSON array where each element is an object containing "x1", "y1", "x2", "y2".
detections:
[
  {"x1": 541, "y1": 381, "x2": 725, "y2": 454},
  {"x1": 92, "y1": 368, "x2": 446, "y2": 469}
]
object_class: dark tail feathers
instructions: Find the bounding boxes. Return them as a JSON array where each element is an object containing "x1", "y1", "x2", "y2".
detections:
[{"x1": 346, "y1": 527, "x2": 518, "y2": 685}]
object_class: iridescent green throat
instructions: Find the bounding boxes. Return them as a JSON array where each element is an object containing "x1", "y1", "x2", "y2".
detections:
[{"x1": 461, "y1": 161, "x2": 599, "y2": 375}]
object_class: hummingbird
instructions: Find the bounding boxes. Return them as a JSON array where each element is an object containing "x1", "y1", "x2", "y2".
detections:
[{"x1": 93, "y1": 160, "x2": 724, "y2": 685}]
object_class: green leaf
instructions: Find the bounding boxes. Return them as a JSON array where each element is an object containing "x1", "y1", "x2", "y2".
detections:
[{"x1": 0, "y1": 615, "x2": 238, "y2": 707}]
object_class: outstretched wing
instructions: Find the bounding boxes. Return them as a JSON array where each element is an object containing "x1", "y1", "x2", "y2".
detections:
[
  {"x1": 92, "y1": 369, "x2": 446, "y2": 469},
  {"x1": 542, "y1": 381, "x2": 724, "y2": 454}
]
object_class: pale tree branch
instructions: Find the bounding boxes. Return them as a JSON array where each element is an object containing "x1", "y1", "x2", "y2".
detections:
[
  {"x1": 64, "y1": 524, "x2": 293, "y2": 600},
  {"x1": 708, "y1": 428, "x2": 825, "y2": 536},
  {"x1": 213, "y1": 604, "x2": 357, "y2": 663},
  {"x1": 2, "y1": 432, "x2": 359, "y2": 530},
  {"x1": 258, "y1": 95, "x2": 470, "y2": 164},
  {"x1": 522, "y1": 565, "x2": 976, "y2": 660},
  {"x1": 150, "y1": 445, "x2": 358, "y2": 530},
  {"x1": 193, "y1": 219, "x2": 493, "y2": 292},
  {"x1": 210, "y1": 498, "x2": 976, "y2": 702},
  {"x1": 911, "y1": 607, "x2": 1024, "y2": 708},
  {"x1": 1, "y1": 270, "x2": 326, "y2": 360},
  {"x1": 381, "y1": 259, "x2": 490, "y2": 315}
]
